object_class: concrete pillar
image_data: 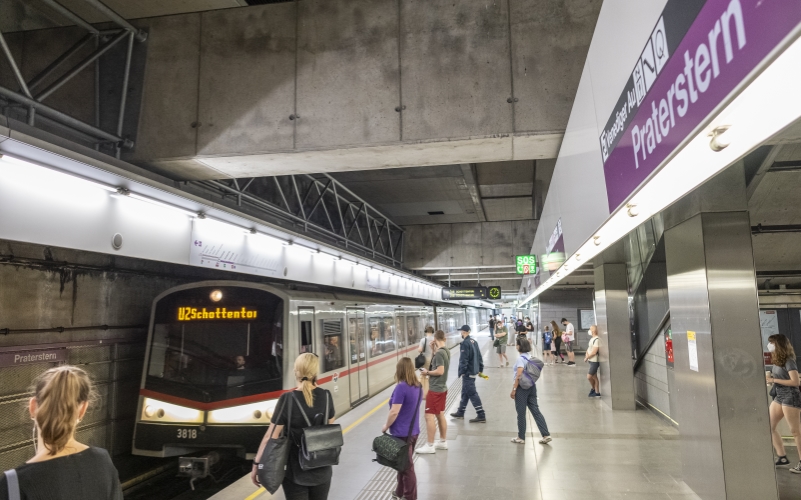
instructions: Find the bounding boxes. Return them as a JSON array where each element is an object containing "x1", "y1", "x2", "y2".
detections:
[
  {"x1": 663, "y1": 164, "x2": 777, "y2": 500},
  {"x1": 593, "y1": 262, "x2": 636, "y2": 410}
]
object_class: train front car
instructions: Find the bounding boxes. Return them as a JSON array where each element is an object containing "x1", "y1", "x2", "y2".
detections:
[{"x1": 133, "y1": 283, "x2": 285, "y2": 458}]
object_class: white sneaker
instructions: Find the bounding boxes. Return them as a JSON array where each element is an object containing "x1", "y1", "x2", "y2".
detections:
[
  {"x1": 434, "y1": 440, "x2": 448, "y2": 450},
  {"x1": 415, "y1": 443, "x2": 436, "y2": 454}
]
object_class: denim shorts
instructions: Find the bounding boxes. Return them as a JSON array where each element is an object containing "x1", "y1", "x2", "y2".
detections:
[
  {"x1": 774, "y1": 387, "x2": 801, "y2": 409},
  {"x1": 588, "y1": 361, "x2": 600, "y2": 376}
]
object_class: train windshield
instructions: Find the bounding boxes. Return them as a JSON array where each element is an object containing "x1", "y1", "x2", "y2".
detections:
[{"x1": 145, "y1": 286, "x2": 284, "y2": 403}]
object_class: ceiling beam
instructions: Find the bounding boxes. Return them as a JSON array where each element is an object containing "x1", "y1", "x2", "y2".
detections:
[
  {"x1": 460, "y1": 163, "x2": 486, "y2": 222},
  {"x1": 747, "y1": 144, "x2": 783, "y2": 200}
]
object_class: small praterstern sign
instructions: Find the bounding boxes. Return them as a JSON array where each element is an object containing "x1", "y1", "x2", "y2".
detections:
[{"x1": 0, "y1": 349, "x2": 66, "y2": 368}]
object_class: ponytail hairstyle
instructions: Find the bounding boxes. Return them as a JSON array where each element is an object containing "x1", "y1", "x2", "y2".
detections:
[
  {"x1": 294, "y1": 353, "x2": 319, "y2": 407},
  {"x1": 769, "y1": 334, "x2": 795, "y2": 368},
  {"x1": 32, "y1": 365, "x2": 95, "y2": 456}
]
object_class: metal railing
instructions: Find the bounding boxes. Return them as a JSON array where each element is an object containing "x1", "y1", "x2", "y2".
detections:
[
  {"x1": 189, "y1": 174, "x2": 405, "y2": 266},
  {"x1": 0, "y1": 0, "x2": 146, "y2": 157}
]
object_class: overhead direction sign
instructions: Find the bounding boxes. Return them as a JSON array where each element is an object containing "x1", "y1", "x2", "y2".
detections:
[
  {"x1": 515, "y1": 255, "x2": 538, "y2": 275},
  {"x1": 441, "y1": 287, "x2": 488, "y2": 300}
]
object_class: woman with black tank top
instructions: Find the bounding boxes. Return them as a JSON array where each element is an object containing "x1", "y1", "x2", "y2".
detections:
[
  {"x1": 252, "y1": 353, "x2": 336, "y2": 499},
  {"x1": 0, "y1": 366, "x2": 123, "y2": 500}
]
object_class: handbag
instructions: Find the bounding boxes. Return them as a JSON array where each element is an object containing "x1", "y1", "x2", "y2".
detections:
[
  {"x1": 414, "y1": 352, "x2": 426, "y2": 369},
  {"x1": 4, "y1": 470, "x2": 20, "y2": 500},
  {"x1": 256, "y1": 395, "x2": 292, "y2": 494},
  {"x1": 293, "y1": 391, "x2": 343, "y2": 471},
  {"x1": 493, "y1": 339, "x2": 500, "y2": 348},
  {"x1": 372, "y1": 386, "x2": 422, "y2": 472}
]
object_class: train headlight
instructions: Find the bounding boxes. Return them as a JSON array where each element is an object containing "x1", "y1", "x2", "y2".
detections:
[
  {"x1": 207, "y1": 400, "x2": 278, "y2": 424},
  {"x1": 140, "y1": 398, "x2": 203, "y2": 423}
]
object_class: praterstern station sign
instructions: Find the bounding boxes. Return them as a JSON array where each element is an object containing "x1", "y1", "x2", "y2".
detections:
[
  {"x1": 599, "y1": 0, "x2": 801, "y2": 212},
  {"x1": 0, "y1": 349, "x2": 66, "y2": 368}
]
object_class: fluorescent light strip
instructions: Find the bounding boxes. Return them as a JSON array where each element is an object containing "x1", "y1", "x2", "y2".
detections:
[
  {"x1": 0, "y1": 154, "x2": 118, "y2": 192},
  {"x1": 123, "y1": 191, "x2": 198, "y2": 217},
  {"x1": 520, "y1": 34, "x2": 801, "y2": 305}
]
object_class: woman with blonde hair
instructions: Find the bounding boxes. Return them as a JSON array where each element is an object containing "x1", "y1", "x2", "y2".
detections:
[
  {"x1": 382, "y1": 357, "x2": 423, "y2": 500},
  {"x1": 550, "y1": 320, "x2": 565, "y2": 363},
  {"x1": 0, "y1": 365, "x2": 123, "y2": 499},
  {"x1": 252, "y1": 353, "x2": 336, "y2": 499},
  {"x1": 765, "y1": 334, "x2": 801, "y2": 473}
]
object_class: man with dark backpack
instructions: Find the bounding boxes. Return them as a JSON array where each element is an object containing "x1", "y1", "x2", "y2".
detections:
[
  {"x1": 450, "y1": 325, "x2": 486, "y2": 423},
  {"x1": 510, "y1": 338, "x2": 551, "y2": 445}
]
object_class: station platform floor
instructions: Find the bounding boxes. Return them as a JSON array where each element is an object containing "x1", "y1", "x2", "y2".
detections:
[{"x1": 213, "y1": 334, "x2": 797, "y2": 500}]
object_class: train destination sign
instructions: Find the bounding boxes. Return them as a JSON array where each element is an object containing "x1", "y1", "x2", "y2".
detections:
[
  {"x1": 0, "y1": 349, "x2": 66, "y2": 368},
  {"x1": 441, "y1": 287, "x2": 488, "y2": 300},
  {"x1": 515, "y1": 255, "x2": 538, "y2": 275},
  {"x1": 177, "y1": 307, "x2": 259, "y2": 321}
]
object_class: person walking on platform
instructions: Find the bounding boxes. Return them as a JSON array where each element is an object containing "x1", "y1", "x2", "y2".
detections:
[
  {"x1": 488, "y1": 316, "x2": 496, "y2": 340},
  {"x1": 525, "y1": 317, "x2": 535, "y2": 343},
  {"x1": 495, "y1": 321, "x2": 509, "y2": 367},
  {"x1": 252, "y1": 353, "x2": 336, "y2": 500},
  {"x1": 382, "y1": 358, "x2": 423, "y2": 500},
  {"x1": 451, "y1": 325, "x2": 487, "y2": 423},
  {"x1": 550, "y1": 320, "x2": 565, "y2": 363},
  {"x1": 584, "y1": 325, "x2": 601, "y2": 397},
  {"x1": 0, "y1": 366, "x2": 124, "y2": 500},
  {"x1": 561, "y1": 318, "x2": 576, "y2": 366},
  {"x1": 417, "y1": 330, "x2": 451, "y2": 455},
  {"x1": 542, "y1": 326, "x2": 554, "y2": 365},
  {"x1": 510, "y1": 338, "x2": 551, "y2": 445},
  {"x1": 765, "y1": 334, "x2": 801, "y2": 473},
  {"x1": 509, "y1": 319, "x2": 519, "y2": 346}
]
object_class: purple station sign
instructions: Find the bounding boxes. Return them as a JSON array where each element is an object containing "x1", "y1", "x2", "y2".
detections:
[{"x1": 600, "y1": 0, "x2": 801, "y2": 212}]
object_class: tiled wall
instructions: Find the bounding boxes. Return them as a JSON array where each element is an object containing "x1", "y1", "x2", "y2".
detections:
[
  {"x1": 634, "y1": 334, "x2": 671, "y2": 418},
  {"x1": 538, "y1": 289, "x2": 594, "y2": 350}
]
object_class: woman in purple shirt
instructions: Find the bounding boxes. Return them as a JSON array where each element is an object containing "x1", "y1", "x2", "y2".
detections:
[{"x1": 381, "y1": 357, "x2": 423, "y2": 500}]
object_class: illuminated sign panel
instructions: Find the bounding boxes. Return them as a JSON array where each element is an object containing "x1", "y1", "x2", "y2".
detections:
[
  {"x1": 177, "y1": 307, "x2": 258, "y2": 321},
  {"x1": 488, "y1": 287, "x2": 502, "y2": 300},
  {"x1": 515, "y1": 255, "x2": 538, "y2": 275},
  {"x1": 441, "y1": 287, "x2": 488, "y2": 300}
]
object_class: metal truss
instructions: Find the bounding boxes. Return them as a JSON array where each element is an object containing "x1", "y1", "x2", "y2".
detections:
[
  {"x1": 189, "y1": 174, "x2": 404, "y2": 267},
  {"x1": 0, "y1": 0, "x2": 146, "y2": 157}
]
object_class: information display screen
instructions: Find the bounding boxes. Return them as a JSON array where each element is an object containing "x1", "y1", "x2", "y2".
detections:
[
  {"x1": 441, "y1": 287, "x2": 488, "y2": 300},
  {"x1": 515, "y1": 255, "x2": 538, "y2": 275}
]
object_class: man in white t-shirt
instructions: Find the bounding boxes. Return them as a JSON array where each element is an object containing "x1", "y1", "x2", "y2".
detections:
[
  {"x1": 561, "y1": 318, "x2": 576, "y2": 366},
  {"x1": 584, "y1": 325, "x2": 601, "y2": 397}
]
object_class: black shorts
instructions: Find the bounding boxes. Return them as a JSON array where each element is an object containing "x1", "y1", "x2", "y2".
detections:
[{"x1": 588, "y1": 361, "x2": 600, "y2": 376}]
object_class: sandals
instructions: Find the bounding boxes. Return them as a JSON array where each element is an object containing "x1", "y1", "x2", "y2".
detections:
[{"x1": 511, "y1": 437, "x2": 525, "y2": 444}]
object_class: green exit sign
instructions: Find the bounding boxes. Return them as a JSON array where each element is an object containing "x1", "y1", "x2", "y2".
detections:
[{"x1": 515, "y1": 255, "x2": 538, "y2": 275}]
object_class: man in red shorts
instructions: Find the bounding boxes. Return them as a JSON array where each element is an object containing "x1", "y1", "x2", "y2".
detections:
[{"x1": 416, "y1": 329, "x2": 451, "y2": 454}]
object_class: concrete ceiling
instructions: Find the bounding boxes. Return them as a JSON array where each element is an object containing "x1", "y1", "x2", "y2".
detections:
[{"x1": 333, "y1": 160, "x2": 545, "y2": 226}]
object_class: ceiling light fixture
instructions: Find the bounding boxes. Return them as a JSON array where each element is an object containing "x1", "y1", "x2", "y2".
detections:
[
  {"x1": 709, "y1": 125, "x2": 731, "y2": 152},
  {"x1": 626, "y1": 203, "x2": 639, "y2": 217}
]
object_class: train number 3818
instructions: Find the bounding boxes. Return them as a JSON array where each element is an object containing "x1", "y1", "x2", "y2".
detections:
[{"x1": 177, "y1": 429, "x2": 198, "y2": 439}]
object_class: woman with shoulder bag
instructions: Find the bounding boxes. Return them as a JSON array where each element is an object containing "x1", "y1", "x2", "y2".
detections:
[
  {"x1": 252, "y1": 353, "x2": 337, "y2": 500},
  {"x1": 510, "y1": 338, "x2": 551, "y2": 445},
  {"x1": 0, "y1": 366, "x2": 123, "y2": 500},
  {"x1": 765, "y1": 334, "x2": 801, "y2": 473},
  {"x1": 382, "y1": 358, "x2": 423, "y2": 500}
]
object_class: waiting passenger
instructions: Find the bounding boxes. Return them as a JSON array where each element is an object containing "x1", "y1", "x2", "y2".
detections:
[
  {"x1": 561, "y1": 318, "x2": 576, "y2": 366},
  {"x1": 417, "y1": 326, "x2": 435, "y2": 369},
  {"x1": 765, "y1": 334, "x2": 801, "y2": 473},
  {"x1": 550, "y1": 320, "x2": 565, "y2": 363},
  {"x1": 0, "y1": 366, "x2": 123, "y2": 500},
  {"x1": 252, "y1": 353, "x2": 336, "y2": 499},
  {"x1": 494, "y1": 321, "x2": 509, "y2": 367},
  {"x1": 510, "y1": 338, "x2": 551, "y2": 445},
  {"x1": 542, "y1": 326, "x2": 554, "y2": 365},
  {"x1": 584, "y1": 325, "x2": 601, "y2": 397},
  {"x1": 382, "y1": 358, "x2": 423, "y2": 500},
  {"x1": 416, "y1": 329, "x2": 451, "y2": 455}
]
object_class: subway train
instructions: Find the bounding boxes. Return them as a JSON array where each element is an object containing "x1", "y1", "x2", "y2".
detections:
[{"x1": 132, "y1": 281, "x2": 489, "y2": 458}]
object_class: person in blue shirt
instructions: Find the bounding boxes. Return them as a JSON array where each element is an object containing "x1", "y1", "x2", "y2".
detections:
[{"x1": 450, "y1": 325, "x2": 486, "y2": 423}]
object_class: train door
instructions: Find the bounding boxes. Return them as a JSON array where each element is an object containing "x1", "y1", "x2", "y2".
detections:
[{"x1": 346, "y1": 308, "x2": 369, "y2": 405}]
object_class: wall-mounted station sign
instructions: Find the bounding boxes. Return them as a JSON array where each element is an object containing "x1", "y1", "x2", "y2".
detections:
[
  {"x1": 441, "y1": 287, "x2": 488, "y2": 300},
  {"x1": 515, "y1": 255, "x2": 538, "y2": 275}
]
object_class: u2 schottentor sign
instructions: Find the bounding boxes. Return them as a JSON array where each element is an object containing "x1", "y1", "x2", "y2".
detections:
[{"x1": 599, "y1": 0, "x2": 801, "y2": 212}]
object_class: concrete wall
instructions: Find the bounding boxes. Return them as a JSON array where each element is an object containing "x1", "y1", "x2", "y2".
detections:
[
  {"x1": 634, "y1": 335, "x2": 672, "y2": 419},
  {"x1": 537, "y1": 288, "x2": 593, "y2": 350},
  {"x1": 3, "y1": 0, "x2": 601, "y2": 179},
  {"x1": 0, "y1": 238, "x2": 256, "y2": 469}
]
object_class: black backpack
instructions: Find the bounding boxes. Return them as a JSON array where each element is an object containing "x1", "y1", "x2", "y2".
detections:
[{"x1": 292, "y1": 392, "x2": 343, "y2": 471}]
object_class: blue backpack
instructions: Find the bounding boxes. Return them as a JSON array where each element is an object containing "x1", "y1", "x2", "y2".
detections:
[{"x1": 543, "y1": 331, "x2": 552, "y2": 344}]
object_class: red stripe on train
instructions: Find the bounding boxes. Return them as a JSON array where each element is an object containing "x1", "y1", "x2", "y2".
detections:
[{"x1": 139, "y1": 345, "x2": 418, "y2": 409}]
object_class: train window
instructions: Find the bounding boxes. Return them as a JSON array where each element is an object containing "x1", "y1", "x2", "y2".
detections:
[
  {"x1": 382, "y1": 317, "x2": 396, "y2": 353},
  {"x1": 406, "y1": 316, "x2": 418, "y2": 347},
  {"x1": 368, "y1": 316, "x2": 396, "y2": 358},
  {"x1": 299, "y1": 307, "x2": 314, "y2": 354},
  {"x1": 395, "y1": 315, "x2": 406, "y2": 348},
  {"x1": 322, "y1": 320, "x2": 345, "y2": 372}
]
